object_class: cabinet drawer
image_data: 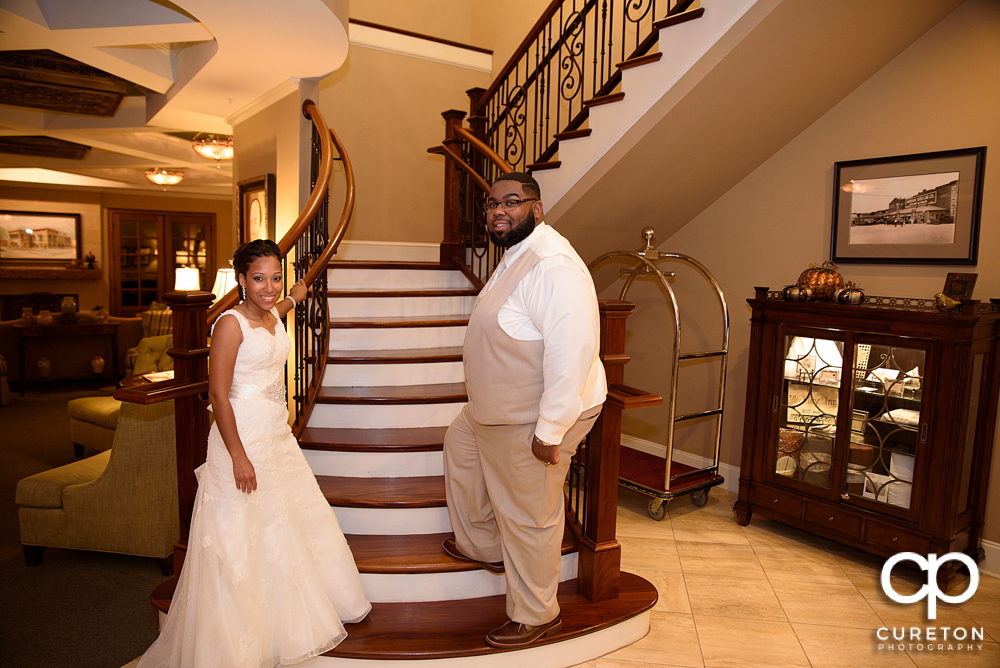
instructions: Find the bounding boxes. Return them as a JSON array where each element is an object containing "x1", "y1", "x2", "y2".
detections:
[
  {"x1": 805, "y1": 502, "x2": 861, "y2": 539},
  {"x1": 751, "y1": 486, "x2": 803, "y2": 520},
  {"x1": 864, "y1": 521, "x2": 931, "y2": 554}
]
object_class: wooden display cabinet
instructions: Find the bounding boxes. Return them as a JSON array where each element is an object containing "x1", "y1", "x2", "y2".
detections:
[{"x1": 735, "y1": 287, "x2": 1000, "y2": 589}]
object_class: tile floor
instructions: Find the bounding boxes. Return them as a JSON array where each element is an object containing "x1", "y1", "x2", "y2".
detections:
[{"x1": 571, "y1": 488, "x2": 1000, "y2": 668}]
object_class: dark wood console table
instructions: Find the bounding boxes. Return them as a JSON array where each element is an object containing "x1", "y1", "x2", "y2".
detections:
[{"x1": 14, "y1": 321, "x2": 120, "y2": 396}]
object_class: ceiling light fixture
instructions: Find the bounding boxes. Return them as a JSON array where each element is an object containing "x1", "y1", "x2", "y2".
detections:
[
  {"x1": 145, "y1": 168, "x2": 184, "y2": 186},
  {"x1": 191, "y1": 132, "x2": 234, "y2": 161}
]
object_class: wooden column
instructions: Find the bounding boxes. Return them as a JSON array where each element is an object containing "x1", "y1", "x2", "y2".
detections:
[
  {"x1": 466, "y1": 87, "x2": 487, "y2": 140},
  {"x1": 161, "y1": 289, "x2": 213, "y2": 573},
  {"x1": 577, "y1": 301, "x2": 639, "y2": 602},
  {"x1": 440, "y1": 109, "x2": 467, "y2": 266}
]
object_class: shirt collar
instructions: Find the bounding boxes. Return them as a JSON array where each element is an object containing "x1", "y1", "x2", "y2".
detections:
[{"x1": 500, "y1": 221, "x2": 547, "y2": 267}]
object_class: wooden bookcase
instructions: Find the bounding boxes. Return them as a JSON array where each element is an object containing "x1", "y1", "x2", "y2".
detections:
[{"x1": 734, "y1": 287, "x2": 1000, "y2": 589}]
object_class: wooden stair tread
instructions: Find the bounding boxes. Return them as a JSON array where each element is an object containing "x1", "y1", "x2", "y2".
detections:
[
  {"x1": 346, "y1": 532, "x2": 577, "y2": 574},
  {"x1": 327, "y1": 573, "x2": 657, "y2": 660},
  {"x1": 653, "y1": 6, "x2": 705, "y2": 31},
  {"x1": 554, "y1": 128, "x2": 592, "y2": 141},
  {"x1": 298, "y1": 426, "x2": 447, "y2": 452},
  {"x1": 330, "y1": 261, "x2": 455, "y2": 271},
  {"x1": 329, "y1": 314, "x2": 469, "y2": 328},
  {"x1": 318, "y1": 475, "x2": 445, "y2": 508},
  {"x1": 325, "y1": 347, "x2": 464, "y2": 364},
  {"x1": 617, "y1": 52, "x2": 662, "y2": 70},
  {"x1": 326, "y1": 288, "x2": 479, "y2": 298},
  {"x1": 316, "y1": 383, "x2": 467, "y2": 404},
  {"x1": 151, "y1": 572, "x2": 658, "y2": 660},
  {"x1": 527, "y1": 161, "x2": 561, "y2": 171},
  {"x1": 583, "y1": 92, "x2": 625, "y2": 108}
]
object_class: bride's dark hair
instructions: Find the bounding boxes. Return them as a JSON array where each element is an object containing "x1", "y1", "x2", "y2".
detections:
[
  {"x1": 233, "y1": 240, "x2": 281, "y2": 300},
  {"x1": 233, "y1": 239, "x2": 281, "y2": 277}
]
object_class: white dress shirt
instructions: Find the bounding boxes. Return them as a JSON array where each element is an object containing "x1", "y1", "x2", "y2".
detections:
[{"x1": 479, "y1": 222, "x2": 608, "y2": 445}]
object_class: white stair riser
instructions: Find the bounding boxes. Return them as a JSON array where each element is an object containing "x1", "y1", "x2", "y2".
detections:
[
  {"x1": 329, "y1": 326, "x2": 466, "y2": 351},
  {"x1": 305, "y1": 450, "x2": 443, "y2": 478},
  {"x1": 308, "y1": 402, "x2": 465, "y2": 429},
  {"x1": 304, "y1": 611, "x2": 650, "y2": 667},
  {"x1": 328, "y1": 268, "x2": 471, "y2": 291},
  {"x1": 334, "y1": 506, "x2": 452, "y2": 535},
  {"x1": 360, "y1": 553, "x2": 578, "y2": 603},
  {"x1": 324, "y1": 361, "x2": 464, "y2": 387},
  {"x1": 328, "y1": 295, "x2": 475, "y2": 318}
]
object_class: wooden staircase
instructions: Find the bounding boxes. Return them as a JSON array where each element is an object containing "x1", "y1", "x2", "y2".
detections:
[{"x1": 301, "y1": 259, "x2": 656, "y2": 665}]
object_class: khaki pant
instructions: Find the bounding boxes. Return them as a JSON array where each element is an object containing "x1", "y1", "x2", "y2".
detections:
[{"x1": 443, "y1": 405, "x2": 601, "y2": 625}]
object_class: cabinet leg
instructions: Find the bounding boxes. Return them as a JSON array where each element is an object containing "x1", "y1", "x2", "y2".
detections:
[{"x1": 734, "y1": 503, "x2": 752, "y2": 526}]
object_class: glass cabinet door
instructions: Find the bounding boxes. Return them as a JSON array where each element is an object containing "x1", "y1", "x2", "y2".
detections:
[
  {"x1": 776, "y1": 334, "x2": 845, "y2": 490},
  {"x1": 844, "y1": 342, "x2": 925, "y2": 511}
]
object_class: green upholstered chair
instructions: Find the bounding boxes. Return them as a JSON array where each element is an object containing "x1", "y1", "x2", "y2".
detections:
[
  {"x1": 68, "y1": 334, "x2": 174, "y2": 457},
  {"x1": 17, "y1": 399, "x2": 178, "y2": 569}
]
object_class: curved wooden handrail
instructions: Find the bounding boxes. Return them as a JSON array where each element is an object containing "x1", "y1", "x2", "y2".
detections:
[
  {"x1": 206, "y1": 99, "x2": 336, "y2": 324},
  {"x1": 454, "y1": 126, "x2": 513, "y2": 175}
]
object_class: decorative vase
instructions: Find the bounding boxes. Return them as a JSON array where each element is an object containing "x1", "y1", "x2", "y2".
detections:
[
  {"x1": 61, "y1": 295, "x2": 77, "y2": 315},
  {"x1": 37, "y1": 358, "x2": 51, "y2": 378},
  {"x1": 90, "y1": 356, "x2": 106, "y2": 374},
  {"x1": 37, "y1": 310, "x2": 53, "y2": 326},
  {"x1": 783, "y1": 285, "x2": 812, "y2": 302},
  {"x1": 92, "y1": 307, "x2": 109, "y2": 324},
  {"x1": 21, "y1": 307, "x2": 36, "y2": 325}
]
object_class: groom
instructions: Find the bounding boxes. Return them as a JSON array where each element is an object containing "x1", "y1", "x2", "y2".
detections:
[{"x1": 442, "y1": 171, "x2": 607, "y2": 648}]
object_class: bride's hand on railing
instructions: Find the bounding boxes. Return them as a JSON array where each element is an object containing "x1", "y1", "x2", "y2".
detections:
[{"x1": 289, "y1": 279, "x2": 307, "y2": 304}]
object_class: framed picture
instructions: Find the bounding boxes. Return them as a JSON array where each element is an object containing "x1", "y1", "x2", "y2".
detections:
[
  {"x1": 942, "y1": 272, "x2": 977, "y2": 299},
  {"x1": 831, "y1": 147, "x2": 986, "y2": 264},
  {"x1": 237, "y1": 174, "x2": 276, "y2": 246},
  {"x1": 0, "y1": 210, "x2": 82, "y2": 265}
]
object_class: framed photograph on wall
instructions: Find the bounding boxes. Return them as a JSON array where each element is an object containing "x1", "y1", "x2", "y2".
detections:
[
  {"x1": 0, "y1": 210, "x2": 82, "y2": 265},
  {"x1": 831, "y1": 147, "x2": 986, "y2": 264},
  {"x1": 237, "y1": 174, "x2": 276, "y2": 246}
]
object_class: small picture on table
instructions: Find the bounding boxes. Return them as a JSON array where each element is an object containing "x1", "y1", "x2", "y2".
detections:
[{"x1": 942, "y1": 272, "x2": 977, "y2": 299}]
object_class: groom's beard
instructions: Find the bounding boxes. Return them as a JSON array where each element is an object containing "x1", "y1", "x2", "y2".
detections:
[{"x1": 489, "y1": 209, "x2": 536, "y2": 248}]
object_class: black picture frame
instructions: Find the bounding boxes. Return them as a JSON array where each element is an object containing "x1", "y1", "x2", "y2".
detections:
[
  {"x1": 237, "y1": 174, "x2": 276, "y2": 246},
  {"x1": 0, "y1": 210, "x2": 83, "y2": 266},
  {"x1": 831, "y1": 147, "x2": 986, "y2": 264}
]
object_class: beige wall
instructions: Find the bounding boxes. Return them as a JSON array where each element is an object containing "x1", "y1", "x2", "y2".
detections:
[
  {"x1": 624, "y1": 0, "x2": 1000, "y2": 538},
  {"x1": 470, "y1": 0, "x2": 553, "y2": 79},
  {"x1": 0, "y1": 186, "x2": 231, "y2": 312},
  {"x1": 317, "y1": 46, "x2": 489, "y2": 245}
]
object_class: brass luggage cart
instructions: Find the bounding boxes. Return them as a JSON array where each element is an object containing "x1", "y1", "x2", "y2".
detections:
[{"x1": 588, "y1": 228, "x2": 729, "y2": 520}]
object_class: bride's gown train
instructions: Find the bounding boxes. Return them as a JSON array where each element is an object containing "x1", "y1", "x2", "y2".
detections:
[{"x1": 138, "y1": 308, "x2": 370, "y2": 668}]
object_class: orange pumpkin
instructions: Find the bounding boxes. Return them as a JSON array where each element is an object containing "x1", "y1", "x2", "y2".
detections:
[{"x1": 797, "y1": 261, "x2": 845, "y2": 301}]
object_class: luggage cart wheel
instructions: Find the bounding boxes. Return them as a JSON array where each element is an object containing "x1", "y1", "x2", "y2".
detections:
[
  {"x1": 647, "y1": 499, "x2": 667, "y2": 521},
  {"x1": 690, "y1": 489, "x2": 709, "y2": 507}
]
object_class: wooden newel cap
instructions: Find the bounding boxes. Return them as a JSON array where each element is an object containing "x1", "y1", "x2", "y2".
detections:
[
  {"x1": 442, "y1": 109, "x2": 467, "y2": 120},
  {"x1": 160, "y1": 290, "x2": 216, "y2": 310}
]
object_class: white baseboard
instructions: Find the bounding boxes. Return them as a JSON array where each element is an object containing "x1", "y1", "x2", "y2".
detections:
[
  {"x1": 981, "y1": 539, "x2": 1000, "y2": 580},
  {"x1": 620, "y1": 433, "x2": 740, "y2": 494},
  {"x1": 335, "y1": 240, "x2": 440, "y2": 262}
]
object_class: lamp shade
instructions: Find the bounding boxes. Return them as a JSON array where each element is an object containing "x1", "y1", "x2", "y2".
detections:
[
  {"x1": 174, "y1": 267, "x2": 201, "y2": 291},
  {"x1": 211, "y1": 268, "x2": 237, "y2": 300}
]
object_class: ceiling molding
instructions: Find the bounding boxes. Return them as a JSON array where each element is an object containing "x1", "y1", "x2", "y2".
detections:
[
  {"x1": 349, "y1": 22, "x2": 492, "y2": 73},
  {"x1": 224, "y1": 78, "x2": 302, "y2": 128}
]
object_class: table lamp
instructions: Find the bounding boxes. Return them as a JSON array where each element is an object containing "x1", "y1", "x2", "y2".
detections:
[{"x1": 174, "y1": 267, "x2": 201, "y2": 291}]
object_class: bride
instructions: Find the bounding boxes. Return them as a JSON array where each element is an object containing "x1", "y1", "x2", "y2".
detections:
[{"x1": 139, "y1": 239, "x2": 370, "y2": 667}]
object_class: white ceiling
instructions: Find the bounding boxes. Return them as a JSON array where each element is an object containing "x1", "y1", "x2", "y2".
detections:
[{"x1": 0, "y1": 0, "x2": 349, "y2": 196}]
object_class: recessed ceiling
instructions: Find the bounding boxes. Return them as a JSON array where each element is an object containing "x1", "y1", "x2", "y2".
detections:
[{"x1": 0, "y1": 0, "x2": 349, "y2": 195}]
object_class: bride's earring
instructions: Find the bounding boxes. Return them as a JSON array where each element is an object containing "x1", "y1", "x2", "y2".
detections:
[{"x1": 238, "y1": 284, "x2": 245, "y2": 301}]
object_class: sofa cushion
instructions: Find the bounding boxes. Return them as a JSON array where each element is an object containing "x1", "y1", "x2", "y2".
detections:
[
  {"x1": 141, "y1": 309, "x2": 173, "y2": 338},
  {"x1": 67, "y1": 396, "x2": 122, "y2": 430},
  {"x1": 16, "y1": 450, "x2": 111, "y2": 508}
]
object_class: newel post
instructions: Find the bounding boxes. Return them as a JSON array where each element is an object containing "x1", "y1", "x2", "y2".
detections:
[
  {"x1": 577, "y1": 300, "x2": 635, "y2": 602},
  {"x1": 161, "y1": 290, "x2": 213, "y2": 574},
  {"x1": 440, "y1": 109, "x2": 467, "y2": 266}
]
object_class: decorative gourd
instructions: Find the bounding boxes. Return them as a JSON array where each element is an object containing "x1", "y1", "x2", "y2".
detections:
[
  {"x1": 833, "y1": 287, "x2": 865, "y2": 305},
  {"x1": 783, "y1": 285, "x2": 812, "y2": 302},
  {"x1": 797, "y1": 261, "x2": 845, "y2": 301}
]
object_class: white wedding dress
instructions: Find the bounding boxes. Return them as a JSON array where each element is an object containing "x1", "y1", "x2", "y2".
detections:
[{"x1": 138, "y1": 308, "x2": 371, "y2": 668}]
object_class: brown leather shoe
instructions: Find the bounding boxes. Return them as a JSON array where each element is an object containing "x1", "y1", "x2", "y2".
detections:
[
  {"x1": 485, "y1": 616, "x2": 562, "y2": 648},
  {"x1": 441, "y1": 538, "x2": 504, "y2": 574}
]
